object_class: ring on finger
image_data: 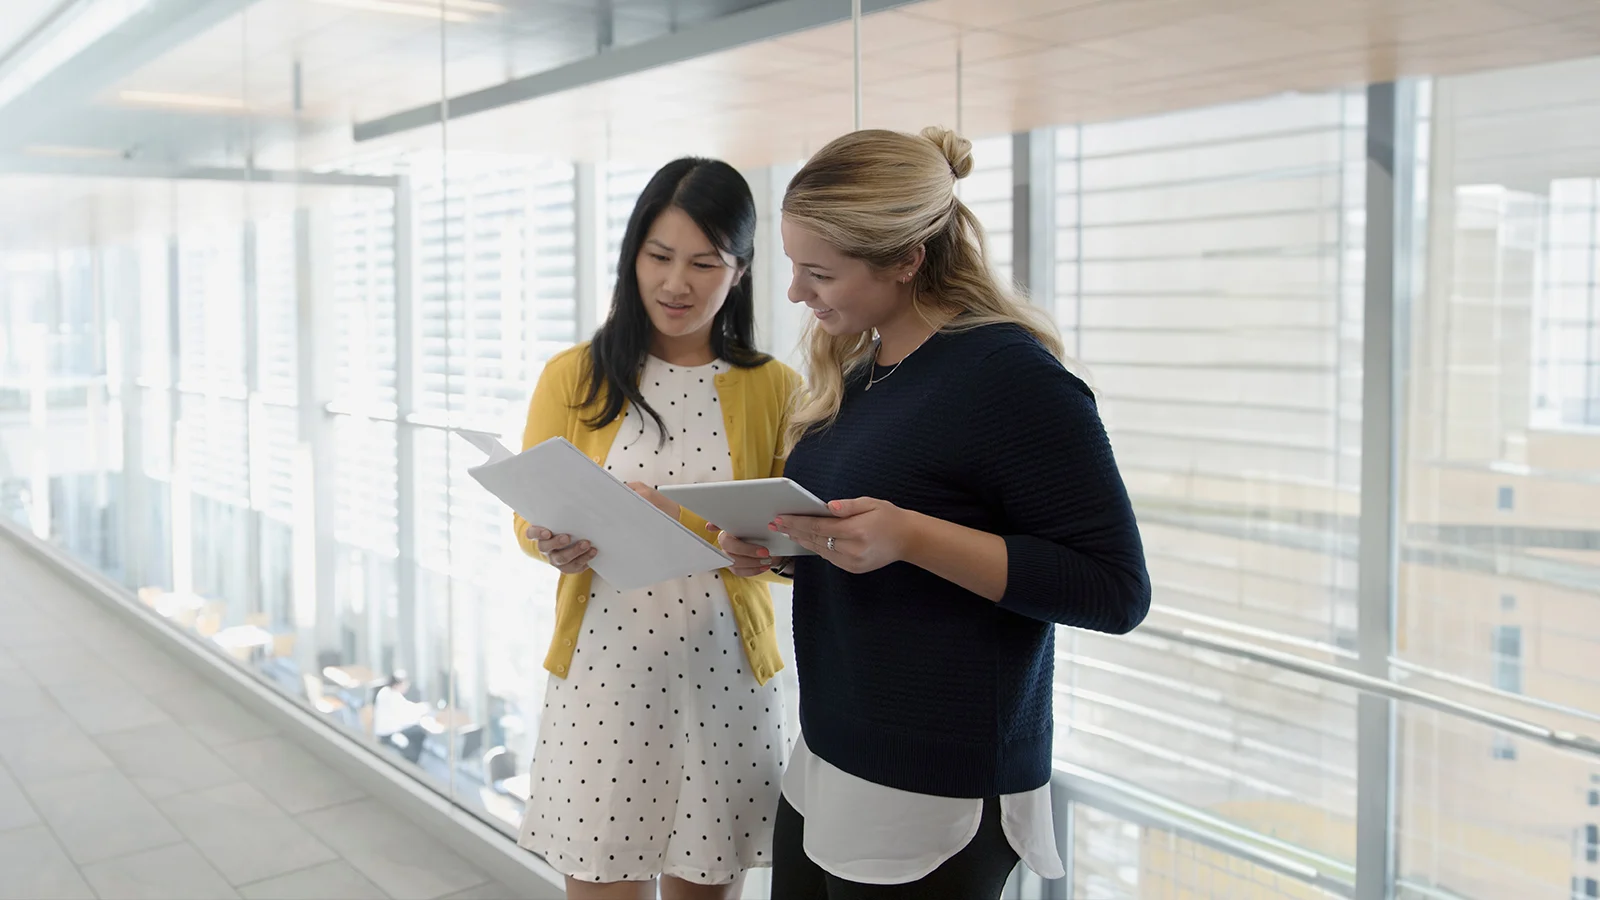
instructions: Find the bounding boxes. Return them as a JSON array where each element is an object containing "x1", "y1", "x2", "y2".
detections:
[{"x1": 825, "y1": 536, "x2": 835, "y2": 552}]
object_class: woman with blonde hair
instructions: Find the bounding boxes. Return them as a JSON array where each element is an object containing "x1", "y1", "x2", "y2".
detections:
[{"x1": 713, "y1": 128, "x2": 1151, "y2": 898}]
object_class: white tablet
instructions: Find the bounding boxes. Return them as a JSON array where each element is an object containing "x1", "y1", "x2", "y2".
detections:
[{"x1": 659, "y1": 478, "x2": 833, "y2": 558}]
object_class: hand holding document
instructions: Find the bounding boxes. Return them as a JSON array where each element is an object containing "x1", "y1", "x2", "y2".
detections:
[{"x1": 457, "y1": 431, "x2": 732, "y2": 591}]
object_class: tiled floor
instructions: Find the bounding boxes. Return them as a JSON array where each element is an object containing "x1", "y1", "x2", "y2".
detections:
[{"x1": 0, "y1": 540, "x2": 521, "y2": 900}]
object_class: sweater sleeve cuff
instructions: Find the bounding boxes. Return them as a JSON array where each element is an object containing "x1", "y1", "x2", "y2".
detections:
[
  {"x1": 514, "y1": 512, "x2": 548, "y2": 562},
  {"x1": 997, "y1": 534, "x2": 1064, "y2": 623},
  {"x1": 751, "y1": 566, "x2": 793, "y2": 585},
  {"x1": 677, "y1": 505, "x2": 717, "y2": 547}
]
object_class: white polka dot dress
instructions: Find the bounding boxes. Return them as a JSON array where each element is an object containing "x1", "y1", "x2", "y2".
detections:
[{"x1": 518, "y1": 356, "x2": 787, "y2": 886}]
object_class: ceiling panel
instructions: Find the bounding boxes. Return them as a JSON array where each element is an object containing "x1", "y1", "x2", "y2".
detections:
[
  {"x1": 904, "y1": 0, "x2": 1102, "y2": 27},
  {"x1": 425, "y1": 0, "x2": 1600, "y2": 167},
  {"x1": 8, "y1": 0, "x2": 1600, "y2": 172},
  {"x1": 770, "y1": 7, "x2": 958, "y2": 54}
]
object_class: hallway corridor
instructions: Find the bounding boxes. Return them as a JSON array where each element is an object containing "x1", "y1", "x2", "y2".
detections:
[{"x1": 0, "y1": 540, "x2": 518, "y2": 900}]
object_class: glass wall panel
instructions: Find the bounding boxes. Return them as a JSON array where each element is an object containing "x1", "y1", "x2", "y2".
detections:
[
  {"x1": 1070, "y1": 803, "x2": 1345, "y2": 899},
  {"x1": 1062, "y1": 629, "x2": 1359, "y2": 858},
  {"x1": 1051, "y1": 89, "x2": 1368, "y2": 864},
  {"x1": 1399, "y1": 55, "x2": 1600, "y2": 900},
  {"x1": 1397, "y1": 708, "x2": 1600, "y2": 899}
]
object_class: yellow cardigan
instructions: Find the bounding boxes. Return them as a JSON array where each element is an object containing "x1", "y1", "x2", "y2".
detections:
[{"x1": 514, "y1": 343, "x2": 801, "y2": 685}]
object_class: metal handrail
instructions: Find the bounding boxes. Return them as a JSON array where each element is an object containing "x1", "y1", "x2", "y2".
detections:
[
  {"x1": 1052, "y1": 761, "x2": 1357, "y2": 898},
  {"x1": 1389, "y1": 657, "x2": 1600, "y2": 730},
  {"x1": 1393, "y1": 878, "x2": 1475, "y2": 900},
  {"x1": 1144, "y1": 604, "x2": 1359, "y2": 662},
  {"x1": 1057, "y1": 685, "x2": 1359, "y2": 784},
  {"x1": 1134, "y1": 623, "x2": 1600, "y2": 761}
]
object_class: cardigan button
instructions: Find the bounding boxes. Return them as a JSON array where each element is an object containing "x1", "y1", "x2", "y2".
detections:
[
  {"x1": 563, "y1": 638, "x2": 573, "y2": 647},
  {"x1": 554, "y1": 664, "x2": 566, "y2": 674}
]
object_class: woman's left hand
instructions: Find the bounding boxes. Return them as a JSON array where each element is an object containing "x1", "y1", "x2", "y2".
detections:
[
  {"x1": 773, "y1": 498, "x2": 917, "y2": 574},
  {"x1": 628, "y1": 482, "x2": 680, "y2": 519}
]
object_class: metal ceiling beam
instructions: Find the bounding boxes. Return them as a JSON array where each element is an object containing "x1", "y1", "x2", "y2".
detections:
[
  {"x1": 0, "y1": 0, "x2": 81, "y2": 74},
  {"x1": 352, "y1": 0, "x2": 916, "y2": 143},
  {"x1": 0, "y1": 0, "x2": 263, "y2": 149}
]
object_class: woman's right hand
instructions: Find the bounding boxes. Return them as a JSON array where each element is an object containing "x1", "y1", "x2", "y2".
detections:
[
  {"x1": 708, "y1": 522, "x2": 780, "y2": 578},
  {"x1": 525, "y1": 526, "x2": 597, "y2": 574}
]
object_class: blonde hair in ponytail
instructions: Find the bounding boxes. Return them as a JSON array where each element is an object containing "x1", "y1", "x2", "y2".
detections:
[{"x1": 781, "y1": 126, "x2": 1063, "y2": 452}]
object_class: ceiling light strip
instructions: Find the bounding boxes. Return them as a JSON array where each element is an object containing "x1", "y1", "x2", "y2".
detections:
[
  {"x1": 308, "y1": 0, "x2": 482, "y2": 24},
  {"x1": 118, "y1": 89, "x2": 247, "y2": 110}
]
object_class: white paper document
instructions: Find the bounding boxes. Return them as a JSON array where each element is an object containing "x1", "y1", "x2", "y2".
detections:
[{"x1": 456, "y1": 432, "x2": 732, "y2": 591}]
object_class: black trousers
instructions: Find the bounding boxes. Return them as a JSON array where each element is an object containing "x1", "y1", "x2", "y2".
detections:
[
  {"x1": 384, "y1": 724, "x2": 429, "y2": 763},
  {"x1": 771, "y1": 794, "x2": 1019, "y2": 900}
]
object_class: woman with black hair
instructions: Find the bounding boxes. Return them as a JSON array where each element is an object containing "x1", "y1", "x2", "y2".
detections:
[{"x1": 513, "y1": 158, "x2": 799, "y2": 900}]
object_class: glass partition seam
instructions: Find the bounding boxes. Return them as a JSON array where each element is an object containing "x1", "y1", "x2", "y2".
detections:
[
  {"x1": 1012, "y1": 128, "x2": 1057, "y2": 313},
  {"x1": 573, "y1": 162, "x2": 601, "y2": 337},
  {"x1": 1356, "y1": 79, "x2": 1415, "y2": 900},
  {"x1": 850, "y1": 0, "x2": 861, "y2": 130},
  {"x1": 243, "y1": 218, "x2": 265, "y2": 621},
  {"x1": 119, "y1": 240, "x2": 147, "y2": 587},
  {"x1": 1071, "y1": 123, "x2": 1083, "y2": 362},
  {"x1": 165, "y1": 231, "x2": 183, "y2": 593},
  {"x1": 393, "y1": 173, "x2": 420, "y2": 744},
  {"x1": 439, "y1": 1, "x2": 460, "y2": 809}
]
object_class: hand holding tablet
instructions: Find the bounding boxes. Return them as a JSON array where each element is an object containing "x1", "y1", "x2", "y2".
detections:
[{"x1": 658, "y1": 478, "x2": 833, "y2": 559}]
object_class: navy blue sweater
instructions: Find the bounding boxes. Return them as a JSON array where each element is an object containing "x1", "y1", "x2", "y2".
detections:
[{"x1": 783, "y1": 323, "x2": 1150, "y2": 798}]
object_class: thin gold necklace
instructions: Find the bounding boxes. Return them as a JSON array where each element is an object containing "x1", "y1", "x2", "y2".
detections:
[{"x1": 865, "y1": 328, "x2": 937, "y2": 391}]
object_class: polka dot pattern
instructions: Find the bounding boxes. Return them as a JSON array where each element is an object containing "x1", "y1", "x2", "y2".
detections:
[{"x1": 518, "y1": 355, "x2": 787, "y2": 886}]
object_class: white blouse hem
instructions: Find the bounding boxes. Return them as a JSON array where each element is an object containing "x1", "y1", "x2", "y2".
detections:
[{"x1": 781, "y1": 734, "x2": 1065, "y2": 884}]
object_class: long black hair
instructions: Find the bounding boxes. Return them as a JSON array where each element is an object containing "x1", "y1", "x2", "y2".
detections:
[
  {"x1": 375, "y1": 670, "x2": 407, "y2": 704},
  {"x1": 580, "y1": 157, "x2": 768, "y2": 439}
]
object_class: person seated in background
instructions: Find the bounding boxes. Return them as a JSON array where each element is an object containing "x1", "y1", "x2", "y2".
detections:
[{"x1": 373, "y1": 670, "x2": 430, "y2": 764}]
